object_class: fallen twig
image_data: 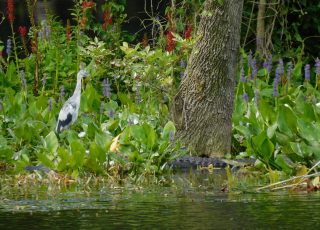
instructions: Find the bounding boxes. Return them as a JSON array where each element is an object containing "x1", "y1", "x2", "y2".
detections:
[{"x1": 256, "y1": 172, "x2": 320, "y2": 191}]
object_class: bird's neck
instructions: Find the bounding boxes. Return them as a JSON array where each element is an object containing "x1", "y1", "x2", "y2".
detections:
[{"x1": 73, "y1": 75, "x2": 82, "y2": 98}]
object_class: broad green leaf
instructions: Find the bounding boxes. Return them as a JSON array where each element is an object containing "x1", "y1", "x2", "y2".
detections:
[
  {"x1": 95, "y1": 132, "x2": 112, "y2": 150},
  {"x1": 277, "y1": 105, "x2": 297, "y2": 137},
  {"x1": 37, "y1": 153, "x2": 55, "y2": 169},
  {"x1": 275, "y1": 131, "x2": 291, "y2": 146},
  {"x1": 258, "y1": 68, "x2": 267, "y2": 77},
  {"x1": 260, "y1": 138, "x2": 274, "y2": 160},
  {"x1": 290, "y1": 142, "x2": 310, "y2": 158},
  {"x1": 162, "y1": 121, "x2": 176, "y2": 140},
  {"x1": 297, "y1": 119, "x2": 320, "y2": 142},
  {"x1": 45, "y1": 131, "x2": 59, "y2": 153},
  {"x1": 70, "y1": 140, "x2": 86, "y2": 168},
  {"x1": 252, "y1": 131, "x2": 274, "y2": 160},
  {"x1": 267, "y1": 123, "x2": 277, "y2": 138},
  {"x1": 130, "y1": 125, "x2": 146, "y2": 144},
  {"x1": 292, "y1": 61, "x2": 302, "y2": 80},
  {"x1": 117, "y1": 92, "x2": 132, "y2": 106},
  {"x1": 258, "y1": 99, "x2": 275, "y2": 122},
  {"x1": 57, "y1": 147, "x2": 70, "y2": 171},
  {"x1": 275, "y1": 155, "x2": 292, "y2": 174},
  {"x1": 143, "y1": 123, "x2": 157, "y2": 149},
  {"x1": 295, "y1": 91, "x2": 316, "y2": 121}
]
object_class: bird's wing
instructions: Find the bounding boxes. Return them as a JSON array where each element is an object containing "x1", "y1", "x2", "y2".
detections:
[{"x1": 58, "y1": 99, "x2": 77, "y2": 121}]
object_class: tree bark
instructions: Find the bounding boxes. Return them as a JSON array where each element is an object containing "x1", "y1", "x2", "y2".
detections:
[
  {"x1": 172, "y1": 0, "x2": 243, "y2": 157},
  {"x1": 256, "y1": 0, "x2": 266, "y2": 56}
]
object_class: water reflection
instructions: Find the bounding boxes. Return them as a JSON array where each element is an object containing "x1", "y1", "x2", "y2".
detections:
[{"x1": 1, "y1": 173, "x2": 320, "y2": 229}]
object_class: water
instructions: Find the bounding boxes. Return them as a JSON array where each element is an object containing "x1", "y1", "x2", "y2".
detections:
[{"x1": 1, "y1": 172, "x2": 320, "y2": 229}]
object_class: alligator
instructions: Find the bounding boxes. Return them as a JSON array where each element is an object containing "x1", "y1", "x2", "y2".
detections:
[
  {"x1": 168, "y1": 156, "x2": 256, "y2": 170},
  {"x1": 24, "y1": 157, "x2": 256, "y2": 173}
]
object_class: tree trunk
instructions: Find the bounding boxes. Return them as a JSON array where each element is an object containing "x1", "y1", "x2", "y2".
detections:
[
  {"x1": 256, "y1": 0, "x2": 266, "y2": 56},
  {"x1": 172, "y1": 0, "x2": 243, "y2": 157}
]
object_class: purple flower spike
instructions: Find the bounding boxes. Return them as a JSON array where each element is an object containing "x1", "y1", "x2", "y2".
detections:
[
  {"x1": 42, "y1": 74, "x2": 47, "y2": 86},
  {"x1": 263, "y1": 54, "x2": 272, "y2": 73},
  {"x1": 315, "y1": 58, "x2": 320, "y2": 76},
  {"x1": 6, "y1": 39, "x2": 11, "y2": 56},
  {"x1": 100, "y1": 102, "x2": 104, "y2": 114},
  {"x1": 108, "y1": 108, "x2": 114, "y2": 118},
  {"x1": 287, "y1": 62, "x2": 293, "y2": 81},
  {"x1": 278, "y1": 59, "x2": 284, "y2": 76},
  {"x1": 169, "y1": 131, "x2": 174, "y2": 142},
  {"x1": 250, "y1": 57, "x2": 257, "y2": 78},
  {"x1": 20, "y1": 70, "x2": 27, "y2": 90},
  {"x1": 60, "y1": 85, "x2": 65, "y2": 97},
  {"x1": 243, "y1": 92, "x2": 249, "y2": 102},
  {"x1": 248, "y1": 50, "x2": 253, "y2": 68},
  {"x1": 48, "y1": 98, "x2": 52, "y2": 112},
  {"x1": 273, "y1": 66, "x2": 281, "y2": 97},
  {"x1": 180, "y1": 59, "x2": 186, "y2": 68},
  {"x1": 102, "y1": 78, "x2": 111, "y2": 98},
  {"x1": 240, "y1": 67, "x2": 246, "y2": 82},
  {"x1": 59, "y1": 85, "x2": 65, "y2": 102},
  {"x1": 45, "y1": 25, "x2": 50, "y2": 38},
  {"x1": 304, "y1": 64, "x2": 310, "y2": 82}
]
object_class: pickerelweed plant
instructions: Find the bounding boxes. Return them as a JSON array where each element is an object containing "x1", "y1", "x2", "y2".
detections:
[
  {"x1": 233, "y1": 50, "x2": 320, "y2": 176},
  {"x1": 3, "y1": 0, "x2": 320, "y2": 183},
  {"x1": 0, "y1": 0, "x2": 188, "y2": 182}
]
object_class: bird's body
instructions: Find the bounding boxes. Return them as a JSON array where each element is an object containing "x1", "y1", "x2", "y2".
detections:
[{"x1": 56, "y1": 70, "x2": 88, "y2": 134}]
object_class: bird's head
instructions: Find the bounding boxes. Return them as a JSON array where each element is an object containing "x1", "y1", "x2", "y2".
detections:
[{"x1": 78, "y1": 69, "x2": 89, "y2": 79}]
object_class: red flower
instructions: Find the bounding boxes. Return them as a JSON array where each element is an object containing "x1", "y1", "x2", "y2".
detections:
[
  {"x1": 80, "y1": 16, "x2": 88, "y2": 29},
  {"x1": 82, "y1": 0, "x2": 94, "y2": 9},
  {"x1": 166, "y1": 28, "x2": 175, "y2": 52},
  {"x1": 102, "y1": 10, "x2": 112, "y2": 30},
  {"x1": 18, "y1": 26, "x2": 27, "y2": 38},
  {"x1": 7, "y1": 0, "x2": 14, "y2": 24},
  {"x1": 184, "y1": 22, "x2": 192, "y2": 40},
  {"x1": 66, "y1": 20, "x2": 72, "y2": 42}
]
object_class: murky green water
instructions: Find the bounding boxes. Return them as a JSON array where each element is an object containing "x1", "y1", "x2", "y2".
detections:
[{"x1": 1, "y1": 172, "x2": 320, "y2": 229}]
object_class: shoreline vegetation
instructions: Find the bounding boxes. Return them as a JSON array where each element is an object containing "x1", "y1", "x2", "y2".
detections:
[{"x1": 1, "y1": 0, "x2": 320, "y2": 191}]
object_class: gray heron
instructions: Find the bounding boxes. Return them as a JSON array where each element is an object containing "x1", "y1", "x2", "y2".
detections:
[{"x1": 55, "y1": 69, "x2": 88, "y2": 134}]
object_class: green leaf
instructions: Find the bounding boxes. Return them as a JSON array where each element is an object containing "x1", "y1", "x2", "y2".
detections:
[
  {"x1": 130, "y1": 125, "x2": 146, "y2": 144},
  {"x1": 70, "y1": 140, "x2": 86, "y2": 168},
  {"x1": 162, "y1": 121, "x2": 176, "y2": 140},
  {"x1": 37, "y1": 153, "x2": 55, "y2": 169},
  {"x1": 275, "y1": 155, "x2": 292, "y2": 174},
  {"x1": 44, "y1": 131, "x2": 59, "y2": 153},
  {"x1": 290, "y1": 142, "x2": 310, "y2": 158},
  {"x1": 143, "y1": 123, "x2": 157, "y2": 149},
  {"x1": 117, "y1": 92, "x2": 132, "y2": 106},
  {"x1": 293, "y1": 61, "x2": 302, "y2": 80},
  {"x1": 258, "y1": 68, "x2": 267, "y2": 77},
  {"x1": 297, "y1": 119, "x2": 320, "y2": 143},
  {"x1": 216, "y1": 0, "x2": 224, "y2": 6},
  {"x1": 95, "y1": 132, "x2": 112, "y2": 150},
  {"x1": 275, "y1": 131, "x2": 291, "y2": 146},
  {"x1": 267, "y1": 123, "x2": 277, "y2": 138},
  {"x1": 252, "y1": 131, "x2": 274, "y2": 160},
  {"x1": 277, "y1": 105, "x2": 297, "y2": 137},
  {"x1": 57, "y1": 147, "x2": 70, "y2": 171}
]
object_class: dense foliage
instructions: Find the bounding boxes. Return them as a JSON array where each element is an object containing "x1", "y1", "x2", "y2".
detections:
[
  {"x1": 0, "y1": 0, "x2": 186, "y2": 180},
  {"x1": 233, "y1": 51, "x2": 320, "y2": 175},
  {"x1": 1, "y1": 0, "x2": 320, "y2": 180}
]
